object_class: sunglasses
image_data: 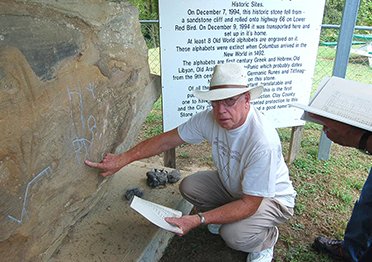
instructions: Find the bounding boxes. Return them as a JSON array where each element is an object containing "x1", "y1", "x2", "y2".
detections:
[{"x1": 210, "y1": 94, "x2": 244, "y2": 108}]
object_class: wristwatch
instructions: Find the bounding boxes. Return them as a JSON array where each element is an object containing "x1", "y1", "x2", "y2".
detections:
[
  {"x1": 197, "y1": 212, "x2": 206, "y2": 224},
  {"x1": 359, "y1": 131, "x2": 372, "y2": 155}
]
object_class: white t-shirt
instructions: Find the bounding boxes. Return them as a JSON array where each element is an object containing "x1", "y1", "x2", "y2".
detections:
[{"x1": 177, "y1": 106, "x2": 296, "y2": 208}]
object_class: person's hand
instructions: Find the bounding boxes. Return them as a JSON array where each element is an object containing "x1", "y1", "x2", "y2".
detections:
[
  {"x1": 165, "y1": 215, "x2": 200, "y2": 236},
  {"x1": 85, "y1": 153, "x2": 125, "y2": 177},
  {"x1": 309, "y1": 114, "x2": 363, "y2": 148}
]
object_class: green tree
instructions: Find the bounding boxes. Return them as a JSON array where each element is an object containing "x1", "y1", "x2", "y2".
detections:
[
  {"x1": 321, "y1": 0, "x2": 371, "y2": 41},
  {"x1": 322, "y1": 0, "x2": 371, "y2": 26},
  {"x1": 357, "y1": 0, "x2": 372, "y2": 26},
  {"x1": 128, "y1": 0, "x2": 158, "y2": 19},
  {"x1": 322, "y1": 0, "x2": 344, "y2": 25},
  {"x1": 127, "y1": 0, "x2": 159, "y2": 48}
]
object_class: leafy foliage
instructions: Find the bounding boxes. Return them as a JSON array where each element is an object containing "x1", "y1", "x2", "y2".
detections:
[
  {"x1": 127, "y1": 0, "x2": 158, "y2": 19},
  {"x1": 321, "y1": 0, "x2": 371, "y2": 41}
]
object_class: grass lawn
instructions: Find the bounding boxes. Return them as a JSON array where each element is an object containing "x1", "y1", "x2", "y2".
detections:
[{"x1": 314, "y1": 46, "x2": 372, "y2": 88}]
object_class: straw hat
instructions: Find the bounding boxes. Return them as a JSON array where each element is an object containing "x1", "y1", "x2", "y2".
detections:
[{"x1": 193, "y1": 63, "x2": 263, "y2": 101}]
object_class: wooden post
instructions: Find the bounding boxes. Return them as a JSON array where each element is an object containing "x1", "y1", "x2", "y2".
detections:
[
  {"x1": 164, "y1": 148, "x2": 176, "y2": 168},
  {"x1": 287, "y1": 126, "x2": 304, "y2": 164}
]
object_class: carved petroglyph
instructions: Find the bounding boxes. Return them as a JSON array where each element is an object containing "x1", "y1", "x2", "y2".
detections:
[
  {"x1": 67, "y1": 83, "x2": 98, "y2": 163},
  {"x1": 7, "y1": 166, "x2": 52, "y2": 224}
]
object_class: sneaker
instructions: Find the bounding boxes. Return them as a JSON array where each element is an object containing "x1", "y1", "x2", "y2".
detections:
[
  {"x1": 207, "y1": 224, "x2": 221, "y2": 235},
  {"x1": 313, "y1": 236, "x2": 352, "y2": 261},
  {"x1": 246, "y1": 226, "x2": 278, "y2": 262},
  {"x1": 246, "y1": 247, "x2": 274, "y2": 262}
]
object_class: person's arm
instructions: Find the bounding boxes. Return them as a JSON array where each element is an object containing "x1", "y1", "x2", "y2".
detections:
[
  {"x1": 85, "y1": 128, "x2": 185, "y2": 176},
  {"x1": 165, "y1": 194, "x2": 262, "y2": 236},
  {"x1": 310, "y1": 114, "x2": 372, "y2": 153}
]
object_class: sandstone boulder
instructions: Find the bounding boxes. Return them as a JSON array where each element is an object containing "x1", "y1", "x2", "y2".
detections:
[{"x1": 0, "y1": 0, "x2": 160, "y2": 260}]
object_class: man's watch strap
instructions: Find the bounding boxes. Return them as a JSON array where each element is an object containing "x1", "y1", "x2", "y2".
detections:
[
  {"x1": 197, "y1": 212, "x2": 206, "y2": 224},
  {"x1": 359, "y1": 131, "x2": 372, "y2": 154}
]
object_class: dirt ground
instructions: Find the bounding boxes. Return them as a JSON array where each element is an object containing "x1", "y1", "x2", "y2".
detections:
[{"x1": 160, "y1": 224, "x2": 247, "y2": 262}]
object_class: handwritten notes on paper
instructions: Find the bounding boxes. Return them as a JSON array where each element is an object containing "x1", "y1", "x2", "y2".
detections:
[{"x1": 130, "y1": 196, "x2": 183, "y2": 234}]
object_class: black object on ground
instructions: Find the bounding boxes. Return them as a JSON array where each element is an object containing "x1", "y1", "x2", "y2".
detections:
[
  {"x1": 124, "y1": 187, "x2": 144, "y2": 201},
  {"x1": 167, "y1": 170, "x2": 181, "y2": 183},
  {"x1": 146, "y1": 168, "x2": 182, "y2": 188}
]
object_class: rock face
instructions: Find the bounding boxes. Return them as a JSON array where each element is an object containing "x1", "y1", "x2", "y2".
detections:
[{"x1": 0, "y1": 0, "x2": 160, "y2": 260}]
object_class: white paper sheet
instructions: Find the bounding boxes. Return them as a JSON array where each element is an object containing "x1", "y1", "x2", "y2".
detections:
[{"x1": 130, "y1": 196, "x2": 183, "y2": 234}]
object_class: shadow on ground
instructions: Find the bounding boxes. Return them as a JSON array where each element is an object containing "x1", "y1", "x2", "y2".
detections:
[{"x1": 160, "y1": 225, "x2": 247, "y2": 262}]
